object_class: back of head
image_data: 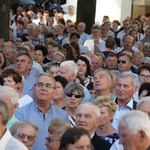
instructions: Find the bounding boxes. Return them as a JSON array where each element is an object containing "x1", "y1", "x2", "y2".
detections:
[{"x1": 119, "y1": 110, "x2": 150, "y2": 140}]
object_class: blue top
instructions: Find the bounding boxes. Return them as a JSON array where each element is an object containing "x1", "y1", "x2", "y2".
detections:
[{"x1": 15, "y1": 101, "x2": 69, "y2": 150}]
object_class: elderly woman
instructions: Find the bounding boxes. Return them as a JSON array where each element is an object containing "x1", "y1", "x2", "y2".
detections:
[
  {"x1": 93, "y1": 96, "x2": 119, "y2": 145},
  {"x1": 10, "y1": 121, "x2": 38, "y2": 150},
  {"x1": 45, "y1": 118, "x2": 71, "y2": 150},
  {"x1": 63, "y1": 82, "x2": 84, "y2": 127}
]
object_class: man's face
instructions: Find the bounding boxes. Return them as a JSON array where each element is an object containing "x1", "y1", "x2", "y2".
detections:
[
  {"x1": 117, "y1": 56, "x2": 132, "y2": 72},
  {"x1": 34, "y1": 26, "x2": 42, "y2": 37},
  {"x1": 106, "y1": 56, "x2": 117, "y2": 70},
  {"x1": 75, "y1": 105, "x2": 100, "y2": 135},
  {"x1": 142, "y1": 47, "x2": 150, "y2": 57},
  {"x1": 116, "y1": 77, "x2": 136, "y2": 102},
  {"x1": 124, "y1": 37, "x2": 134, "y2": 49},
  {"x1": 3, "y1": 48, "x2": 16, "y2": 64},
  {"x1": 123, "y1": 21, "x2": 130, "y2": 31},
  {"x1": 78, "y1": 23, "x2": 85, "y2": 33},
  {"x1": 90, "y1": 57, "x2": 100, "y2": 74},
  {"x1": 119, "y1": 121, "x2": 141, "y2": 150},
  {"x1": 145, "y1": 29, "x2": 150, "y2": 39},
  {"x1": 33, "y1": 75, "x2": 56, "y2": 104},
  {"x1": 92, "y1": 29, "x2": 100, "y2": 39},
  {"x1": 58, "y1": 66, "x2": 75, "y2": 82},
  {"x1": 27, "y1": 26, "x2": 34, "y2": 35},
  {"x1": 93, "y1": 71, "x2": 111, "y2": 92},
  {"x1": 16, "y1": 55, "x2": 32, "y2": 76}
]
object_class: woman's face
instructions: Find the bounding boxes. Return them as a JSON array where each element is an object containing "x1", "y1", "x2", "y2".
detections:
[
  {"x1": 134, "y1": 55, "x2": 143, "y2": 66},
  {"x1": 47, "y1": 44, "x2": 55, "y2": 56},
  {"x1": 34, "y1": 50, "x2": 45, "y2": 65},
  {"x1": 99, "y1": 106, "x2": 112, "y2": 126},
  {"x1": 139, "y1": 69, "x2": 150, "y2": 84},
  {"x1": 3, "y1": 76, "x2": 19, "y2": 91},
  {"x1": 130, "y1": 30, "x2": 137, "y2": 39},
  {"x1": 17, "y1": 23, "x2": 24, "y2": 30},
  {"x1": 65, "y1": 90, "x2": 83, "y2": 109},
  {"x1": 67, "y1": 135, "x2": 92, "y2": 150},
  {"x1": 45, "y1": 133, "x2": 60, "y2": 150},
  {"x1": 16, "y1": 37, "x2": 22, "y2": 47},
  {"x1": 77, "y1": 59, "x2": 87, "y2": 77},
  {"x1": 53, "y1": 81, "x2": 64, "y2": 100},
  {"x1": 0, "y1": 53, "x2": 5, "y2": 67}
]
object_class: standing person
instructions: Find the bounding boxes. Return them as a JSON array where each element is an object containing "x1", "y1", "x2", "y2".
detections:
[
  {"x1": 15, "y1": 73, "x2": 69, "y2": 150},
  {"x1": 0, "y1": 100, "x2": 28, "y2": 150}
]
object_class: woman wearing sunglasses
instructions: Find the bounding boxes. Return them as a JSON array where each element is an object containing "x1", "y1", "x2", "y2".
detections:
[{"x1": 63, "y1": 82, "x2": 84, "y2": 127}]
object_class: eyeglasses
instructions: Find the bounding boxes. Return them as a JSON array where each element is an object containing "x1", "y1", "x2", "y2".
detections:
[
  {"x1": 117, "y1": 60, "x2": 127, "y2": 64},
  {"x1": 17, "y1": 133, "x2": 35, "y2": 141},
  {"x1": 35, "y1": 82, "x2": 55, "y2": 89},
  {"x1": 66, "y1": 92, "x2": 83, "y2": 98},
  {"x1": 139, "y1": 74, "x2": 150, "y2": 79},
  {"x1": 46, "y1": 137, "x2": 60, "y2": 143}
]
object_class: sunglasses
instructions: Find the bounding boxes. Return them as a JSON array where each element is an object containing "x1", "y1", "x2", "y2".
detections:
[
  {"x1": 66, "y1": 92, "x2": 83, "y2": 98},
  {"x1": 117, "y1": 60, "x2": 127, "y2": 64}
]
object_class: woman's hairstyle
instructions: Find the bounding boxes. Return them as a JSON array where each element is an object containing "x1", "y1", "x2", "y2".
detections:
[
  {"x1": 75, "y1": 55, "x2": 91, "y2": 77},
  {"x1": 62, "y1": 44, "x2": 76, "y2": 60},
  {"x1": 0, "y1": 52, "x2": 9, "y2": 69},
  {"x1": 54, "y1": 75, "x2": 68, "y2": 89},
  {"x1": 59, "y1": 127, "x2": 92, "y2": 150},
  {"x1": 48, "y1": 119, "x2": 71, "y2": 136},
  {"x1": 35, "y1": 45, "x2": 48, "y2": 56},
  {"x1": 1, "y1": 68, "x2": 22, "y2": 84},
  {"x1": 64, "y1": 82, "x2": 84, "y2": 98},
  {"x1": 138, "y1": 82, "x2": 150, "y2": 97},
  {"x1": 93, "y1": 96, "x2": 116, "y2": 116}
]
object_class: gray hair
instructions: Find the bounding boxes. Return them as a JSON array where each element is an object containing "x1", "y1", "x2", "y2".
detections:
[
  {"x1": 64, "y1": 82, "x2": 84, "y2": 98},
  {"x1": 0, "y1": 100, "x2": 9, "y2": 125},
  {"x1": 94, "y1": 68, "x2": 112, "y2": 80},
  {"x1": 142, "y1": 57, "x2": 150, "y2": 64},
  {"x1": 119, "y1": 110, "x2": 150, "y2": 140},
  {"x1": 10, "y1": 121, "x2": 38, "y2": 141},
  {"x1": 60, "y1": 60, "x2": 78, "y2": 76},
  {"x1": 109, "y1": 70, "x2": 120, "y2": 81},
  {"x1": 0, "y1": 86, "x2": 19, "y2": 105},
  {"x1": 76, "y1": 102, "x2": 100, "y2": 118},
  {"x1": 117, "y1": 72, "x2": 138, "y2": 87}
]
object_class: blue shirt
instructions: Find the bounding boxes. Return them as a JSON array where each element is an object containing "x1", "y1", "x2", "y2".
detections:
[{"x1": 15, "y1": 101, "x2": 69, "y2": 150}]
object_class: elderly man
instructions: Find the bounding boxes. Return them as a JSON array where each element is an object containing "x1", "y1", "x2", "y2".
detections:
[
  {"x1": 84, "y1": 68, "x2": 114, "y2": 102},
  {"x1": 0, "y1": 86, "x2": 19, "y2": 129},
  {"x1": 15, "y1": 73, "x2": 69, "y2": 150},
  {"x1": 58, "y1": 60, "x2": 91, "y2": 101},
  {"x1": 112, "y1": 72, "x2": 137, "y2": 129},
  {"x1": 84, "y1": 25, "x2": 106, "y2": 53},
  {"x1": 0, "y1": 100, "x2": 28, "y2": 149},
  {"x1": 75, "y1": 102, "x2": 111, "y2": 150},
  {"x1": 118, "y1": 110, "x2": 150, "y2": 150},
  {"x1": 77, "y1": 22, "x2": 89, "y2": 43}
]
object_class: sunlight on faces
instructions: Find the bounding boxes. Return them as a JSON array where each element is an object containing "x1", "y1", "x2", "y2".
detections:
[
  {"x1": 76, "y1": 105, "x2": 100, "y2": 135},
  {"x1": 33, "y1": 75, "x2": 56, "y2": 103}
]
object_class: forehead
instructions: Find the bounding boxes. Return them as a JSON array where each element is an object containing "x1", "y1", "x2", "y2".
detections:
[
  {"x1": 94, "y1": 70, "x2": 107, "y2": 76},
  {"x1": 17, "y1": 55, "x2": 29, "y2": 60},
  {"x1": 18, "y1": 125, "x2": 35, "y2": 134},
  {"x1": 119, "y1": 55, "x2": 129, "y2": 60},
  {"x1": 117, "y1": 77, "x2": 133, "y2": 84},
  {"x1": 36, "y1": 75, "x2": 54, "y2": 83},
  {"x1": 77, "y1": 105, "x2": 95, "y2": 115}
]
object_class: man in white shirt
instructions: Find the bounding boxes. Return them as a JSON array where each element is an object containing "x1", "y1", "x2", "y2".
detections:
[
  {"x1": 0, "y1": 100, "x2": 28, "y2": 150},
  {"x1": 84, "y1": 25, "x2": 106, "y2": 53}
]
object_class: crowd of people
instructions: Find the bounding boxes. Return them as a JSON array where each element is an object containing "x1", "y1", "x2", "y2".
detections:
[{"x1": 0, "y1": 0, "x2": 150, "y2": 149}]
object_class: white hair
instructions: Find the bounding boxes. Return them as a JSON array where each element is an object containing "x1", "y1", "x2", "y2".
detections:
[
  {"x1": 76, "y1": 102, "x2": 100, "y2": 118},
  {"x1": 117, "y1": 71, "x2": 138, "y2": 87},
  {"x1": 60, "y1": 60, "x2": 78, "y2": 76},
  {"x1": 119, "y1": 110, "x2": 150, "y2": 140},
  {"x1": 0, "y1": 86, "x2": 19, "y2": 105},
  {"x1": 137, "y1": 96, "x2": 150, "y2": 108}
]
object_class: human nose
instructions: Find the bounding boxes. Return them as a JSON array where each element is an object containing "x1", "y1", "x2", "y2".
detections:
[{"x1": 119, "y1": 137, "x2": 124, "y2": 144}]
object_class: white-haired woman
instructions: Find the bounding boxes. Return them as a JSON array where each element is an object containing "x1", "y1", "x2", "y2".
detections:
[{"x1": 93, "y1": 96, "x2": 119, "y2": 145}]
